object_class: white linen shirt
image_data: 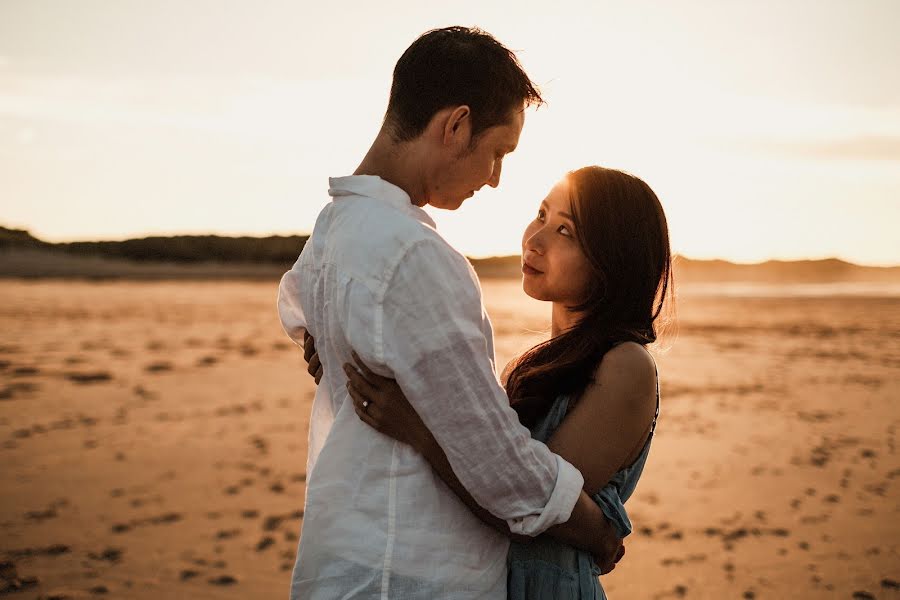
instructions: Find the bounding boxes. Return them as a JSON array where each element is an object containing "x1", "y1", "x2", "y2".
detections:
[{"x1": 277, "y1": 175, "x2": 584, "y2": 599}]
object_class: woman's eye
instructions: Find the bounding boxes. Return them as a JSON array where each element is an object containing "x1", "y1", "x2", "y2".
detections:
[
  {"x1": 536, "y1": 209, "x2": 545, "y2": 221},
  {"x1": 558, "y1": 225, "x2": 572, "y2": 237}
]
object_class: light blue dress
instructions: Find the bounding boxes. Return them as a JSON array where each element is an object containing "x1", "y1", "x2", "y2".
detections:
[{"x1": 507, "y1": 377, "x2": 659, "y2": 599}]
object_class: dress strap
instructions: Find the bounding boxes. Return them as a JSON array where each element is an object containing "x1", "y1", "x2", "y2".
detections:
[{"x1": 650, "y1": 360, "x2": 660, "y2": 435}]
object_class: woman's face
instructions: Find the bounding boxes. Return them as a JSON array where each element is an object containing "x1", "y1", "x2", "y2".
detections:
[{"x1": 521, "y1": 179, "x2": 593, "y2": 306}]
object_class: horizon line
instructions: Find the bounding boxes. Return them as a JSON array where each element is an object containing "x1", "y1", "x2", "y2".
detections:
[{"x1": 4, "y1": 225, "x2": 898, "y2": 270}]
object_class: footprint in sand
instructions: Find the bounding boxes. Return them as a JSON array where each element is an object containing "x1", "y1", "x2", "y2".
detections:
[
  {"x1": 197, "y1": 356, "x2": 218, "y2": 367},
  {"x1": 248, "y1": 435, "x2": 269, "y2": 455},
  {"x1": 111, "y1": 512, "x2": 183, "y2": 534},
  {"x1": 255, "y1": 536, "x2": 276, "y2": 552},
  {"x1": 208, "y1": 575, "x2": 238, "y2": 586},
  {"x1": 65, "y1": 371, "x2": 113, "y2": 384},
  {"x1": 214, "y1": 529, "x2": 241, "y2": 540},
  {"x1": 0, "y1": 561, "x2": 39, "y2": 594},
  {"x1": 6, "y1": 545, "x2": 70, "y2": 559},
  {"x1": 262, "y1": 511, "x2": 304, "y2": 533},
  {"x1": 25, "y1": 501, "x2": 64, "y2": 522},
  {"x1": 144, "y1": 361, "x2": 173, "y2": 373},
  {"x1": 11, "y1": 366, "x2": 40, "y2": 377},
  {"x1": 0, "y1": 381, "x2": 39, "y2": 400},
  {"x1": 87, "y1": 548, "x2": 123, "y2": 563},
  {"x1": 132, "y1": 385, "x2": 157, "y2": 400}
]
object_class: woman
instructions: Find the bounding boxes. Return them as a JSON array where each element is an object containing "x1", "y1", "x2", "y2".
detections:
[{"x1": 307, "y1": 166, "x2": 673, "y2": 598}]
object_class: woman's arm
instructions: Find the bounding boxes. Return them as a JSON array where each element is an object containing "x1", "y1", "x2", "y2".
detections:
[
  {"x1": 546, "y1": 342, "x2": 658, "y2": 496},
  {"x1": 343, "y1": 353, "x2": 624, "y2": 571},
  {"x1": 408, "y1": 419, "x2": 625, "y2": 568}
]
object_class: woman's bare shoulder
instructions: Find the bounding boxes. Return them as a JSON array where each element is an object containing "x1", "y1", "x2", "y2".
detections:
[
  {"x1": 585, "y1": 342, "x2": 657, "y2": 415},
  {"x1": 598, "y1": 341, "x2": 656, "y2": 379}
]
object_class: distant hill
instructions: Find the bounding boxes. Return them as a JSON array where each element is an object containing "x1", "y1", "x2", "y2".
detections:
[
  {"x1": 671, "y1": 257, "x2": 900, "y2": 283},
  {"x1": 468, "y1": 254, "x2": 900, "y2": 283},
  {"x1": 1, "y1": 226, "x2": 898, "y2": 282},
  {"x1": 0, "y1": 226, "x2": 307, "y2": 264}
]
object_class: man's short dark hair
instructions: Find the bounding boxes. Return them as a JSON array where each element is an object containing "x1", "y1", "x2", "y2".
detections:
[{"x1": 384, "y1": 26, "x2": 544, "y2": 144}]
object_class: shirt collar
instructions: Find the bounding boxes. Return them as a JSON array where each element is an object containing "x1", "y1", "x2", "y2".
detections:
[{"x1": 328, "y1": 175, "x2": 436, "y2": 229}]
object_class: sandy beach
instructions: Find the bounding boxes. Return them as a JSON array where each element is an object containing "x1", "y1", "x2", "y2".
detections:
[{"x1": 1, "y1": 278, "x2": 898, "y2": 599}]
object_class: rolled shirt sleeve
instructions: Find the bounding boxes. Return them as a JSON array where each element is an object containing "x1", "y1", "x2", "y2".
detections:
[
  {"x1": 277, "y1": 263, "x2": 308, "y2": 347},
  {"x1": 376, "y1": 238, "x2": 584, "y2": 536}
]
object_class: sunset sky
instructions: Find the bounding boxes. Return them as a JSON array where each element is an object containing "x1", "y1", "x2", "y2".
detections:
[{"x1": 1, "y1": 0, "x2": 898, "y2": 265}]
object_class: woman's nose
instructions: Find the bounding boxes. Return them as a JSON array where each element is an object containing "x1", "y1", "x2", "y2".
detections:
[{"x1": 523, "y1": 231, "x2": 545, "y2": 256}]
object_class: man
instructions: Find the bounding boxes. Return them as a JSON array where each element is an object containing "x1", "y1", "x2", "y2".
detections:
[{"x1": 278, "y1": 26, "x2": 621, "y2": 599}]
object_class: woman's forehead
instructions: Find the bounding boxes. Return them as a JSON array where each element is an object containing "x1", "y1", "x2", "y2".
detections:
[{"x1": 543, "y1": 179, "x2": 571, "y2": 206}]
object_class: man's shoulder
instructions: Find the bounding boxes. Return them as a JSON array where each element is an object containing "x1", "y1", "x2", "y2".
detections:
[{"x1": 316, "y1": 199, "x2": 472, "y2": 285}]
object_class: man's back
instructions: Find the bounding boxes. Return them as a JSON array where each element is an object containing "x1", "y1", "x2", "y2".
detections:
[{"x1": 279, "y1": 176, "x2": 509, "y2": 599}]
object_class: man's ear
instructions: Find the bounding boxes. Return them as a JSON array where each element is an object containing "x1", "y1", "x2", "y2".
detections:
[{"x1": 442, "y1": 105, "x2": 471, "y2": 147}]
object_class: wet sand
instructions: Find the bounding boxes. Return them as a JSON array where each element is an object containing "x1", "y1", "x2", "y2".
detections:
[{"x1": 1, "y1": 279, "x2": 898, "y2": 599}]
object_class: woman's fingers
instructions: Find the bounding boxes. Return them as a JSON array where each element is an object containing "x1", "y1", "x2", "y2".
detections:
[
  {"x1": 354, "y1": 402, "x2": 381, "y2": 430},
  {"x1": 347, "y1": 381, "x2": 382, "y2": 426},
  {"x1": 303, "y1": 331, "x2": 316, "y2": 363},
  {"x1": 343, "y1": 362, "x2": 379, "y2": 398},
  {"x1": 351, "y1": 351, "x2": 381, "y2": 383},
  {"x1": 307, "y1": 352, "x2": 321, "y2": 379}
]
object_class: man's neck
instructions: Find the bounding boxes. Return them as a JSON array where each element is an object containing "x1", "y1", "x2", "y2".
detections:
[{"x1": 354, "y1": 130, "x2": 427, "y2": 206}]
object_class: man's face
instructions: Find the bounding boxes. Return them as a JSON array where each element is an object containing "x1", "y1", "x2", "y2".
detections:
[{"x1": 427, "y1": 109, "x2": 524, "y2": 210}]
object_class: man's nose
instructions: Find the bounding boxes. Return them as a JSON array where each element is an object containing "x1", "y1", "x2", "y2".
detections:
[{"x1": 486, "y1": 161, "x2": 502, "y2": 189}]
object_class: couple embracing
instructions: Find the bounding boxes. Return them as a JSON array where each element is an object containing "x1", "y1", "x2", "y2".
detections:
[{"x1": 278, "y1": 25, "x2": 674, "y2": 600}]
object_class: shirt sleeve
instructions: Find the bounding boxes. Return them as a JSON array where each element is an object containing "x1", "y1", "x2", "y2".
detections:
[
  {"x1": 377, "y1": 238, "x2": 584, "y2": 536},
  {"x1": 277, "y1": 263, "x2": 308, "y2": 347}
]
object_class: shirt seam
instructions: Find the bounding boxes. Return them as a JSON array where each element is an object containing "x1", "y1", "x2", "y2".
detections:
[
  {"x1": 373, "y1": 237, "x2": 437, "y2": 364},
  {"x1": 380, "y1": 442, "x2": 400, "y2": 598}
]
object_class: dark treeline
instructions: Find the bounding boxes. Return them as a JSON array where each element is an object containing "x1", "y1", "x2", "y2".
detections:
[
  {"x1": 2, "y1": 226, "x2": 897, "y2": 282},
  {"x1": 1, "y1": 227, "x2": 308, "y2": 264}
]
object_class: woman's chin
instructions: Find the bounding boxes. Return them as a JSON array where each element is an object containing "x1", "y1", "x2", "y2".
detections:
[{"x1": 521, "y1": 279, "x2": 550, "y2": 302}]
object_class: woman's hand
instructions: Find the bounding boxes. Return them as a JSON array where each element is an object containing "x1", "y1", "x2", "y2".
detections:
[
  {"x1": 343, "y1": 351, "x2": 431, "y2": 452},
  {"x1": 302, "y1": 330, "x2": 323, "y2": 384}
]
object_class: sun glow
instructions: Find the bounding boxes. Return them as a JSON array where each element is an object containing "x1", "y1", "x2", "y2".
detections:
[{"x1": 1, "y1": 1, "x2": 898, "y2": 265}]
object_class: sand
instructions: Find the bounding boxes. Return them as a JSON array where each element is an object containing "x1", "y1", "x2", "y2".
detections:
[{"x1": 0, "y1": 278, "x2": 897, "y2": 599}]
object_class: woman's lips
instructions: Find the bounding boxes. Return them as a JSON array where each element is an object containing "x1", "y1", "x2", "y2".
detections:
[{"x1": 522, "y1": 262, "x2": 543, "y2": 276}]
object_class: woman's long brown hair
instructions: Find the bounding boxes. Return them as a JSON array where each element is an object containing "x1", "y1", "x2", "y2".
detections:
[{"x1": 507, "y1": 166, "x2": 675, "y2": 429}]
